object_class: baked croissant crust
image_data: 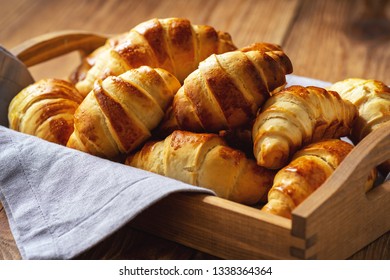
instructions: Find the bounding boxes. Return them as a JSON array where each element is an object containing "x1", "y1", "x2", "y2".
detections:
[
  {"x1": 125, "y1": 130, "x2": 275, "y2": 205},
  {"x1": 329, "y1": 78, "x2": 390, "y2": 141},
  {"x1": 66, "y1": 66, "x2": 181, "y2": 159},
  {"x1": 69, "y1": 32, "x2": 131, "y2": 84},
  {"x1": 329, "y1": 78, "x2": 390, "y2": 174},
  {"x1": 252, "y1": 85, "x2": 358, "y2": 169},
  {"x1": 157, "y1": 44, "x2": 293, "y2": 136},
  {"x1": 261, "y1": 139, "x2": 376, "y2": 218},
  {"x1": 75, "y1": 17, "x2": 237, "y2": 96},
  {"x1": 8, "y1": 78, "x2": 84, "y2": 145}
]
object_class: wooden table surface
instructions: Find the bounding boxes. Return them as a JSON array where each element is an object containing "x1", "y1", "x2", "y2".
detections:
[{"x1": 0, "y1": 0, "x2": 389, "y2": 260}]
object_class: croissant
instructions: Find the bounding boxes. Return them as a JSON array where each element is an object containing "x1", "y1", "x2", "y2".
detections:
[
  {"x1": 125, "y1": 130, "x2": 275, "y2": 205},
  {"x1": 69, "y1": 32, "x2": 130, "y2": 84},
  {"x1": 8, "y1": 78, "x2": 84, "y2": 145},
  {"x1": 156, "y1": 43, "x2": 293, "y2": 136},
  {"x1": 329, "y1": 78, "x2": 390, "y2": 174},
  {"x1": 75, "y1": 17, "x2": 237, "y2": 96},
  {"x1": 261, "y1": 139, "x2": 376, "y2": 219},
  {"x1": 252, "y1": 85, "x2": 358, "y2": 169},
  {"x1": 66, "y1": 66, "x2": 181, "y2": 159}
]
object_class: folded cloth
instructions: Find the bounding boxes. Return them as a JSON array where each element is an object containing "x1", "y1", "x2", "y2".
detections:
[
  {"x1": 286, "y1": 74, "x2": 330, "y2": 88},
  {"x1": 0, "y1": 126, "x2": 214, "y2": 259}
]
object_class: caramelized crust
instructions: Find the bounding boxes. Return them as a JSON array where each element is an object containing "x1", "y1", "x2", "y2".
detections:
[
  {"x1": 126, "y1": 130, "x2": 275, "y2": 205},
  {"x1": 8, "y1": 78, "x2": 84, "y2": 145},
  {"x1": 75, "y1": 17, "x2": 237, "y2": 96},
  {"x1": 329, "y1": 78, "x2": 390, "y2": 141},
  {"x1": 329, "y1": 78, "x2": 390, "y2": 174},
  {"x1": 70, "y1": 32, "x2": 129, "y2": 84},
  {"x1": 261, "y1": 139, "x2": 376, "y2": 219},
  {"x1": 252, "y1": 85, "x2": 358, "y2": 169},
  {"x1": 157, "y1": 43, "x2": 293, "y2": 136},
  {"x1": 240, "y1": 42, "x2": 293, "y2": 79},
  {"x1": 67, "y1": 66, "x2": 181, "y2": 159}
]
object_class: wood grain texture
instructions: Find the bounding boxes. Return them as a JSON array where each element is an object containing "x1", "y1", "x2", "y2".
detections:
[
  {"x1": 75, "y1": 222, "x2": 219, "y2": 260},
  {"x1": 131, "y1": 194, "x2": 294, "y2": 260},
  {"x1": 0, "y1": 203, "x2": 21, "y2": 260},
  {"x1": 0, "y1": 0, "x2": 389, "y2": 260},
  {"x1": 283, "y1": 0, "x2": 390, "y2": 84},
  {"x1": 0, "y1": 0, "x2": 300, "y2": 81},
  {"x1": 0, "y1": 0, "x2": 300, "y2": 49}
]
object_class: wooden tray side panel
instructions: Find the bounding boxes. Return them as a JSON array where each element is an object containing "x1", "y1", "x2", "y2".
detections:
[
  {"x1": 292, "y1": 122, "x2": 390, "y2": 259},
  {"x1": 132, "y1": 193, "x2": 295, "y2": 260}
]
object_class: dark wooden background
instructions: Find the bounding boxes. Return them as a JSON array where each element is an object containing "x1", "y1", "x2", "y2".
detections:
[{"x1": 1, "y1": 0, "x2": 389, "y2": 259}]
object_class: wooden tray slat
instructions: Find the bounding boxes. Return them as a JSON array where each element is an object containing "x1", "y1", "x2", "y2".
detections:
[{"x1": 132, "y1": 193, "x2": 294, "y2": 260}]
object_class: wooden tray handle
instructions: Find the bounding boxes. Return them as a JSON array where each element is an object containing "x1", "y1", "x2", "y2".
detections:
[
  {"x1": 291, "y1": 121, "x2": 390, "y2": 259},
  {"x1": 11, "y1": 30, "x2": 109, "y2": 67}
]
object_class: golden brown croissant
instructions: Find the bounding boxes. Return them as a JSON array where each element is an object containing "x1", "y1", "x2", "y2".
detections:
[
  {"x1": 75, "y1": 17, "x2": 237, "y2": 96},
  {"x1": 66, "y1": 66, "x2": 181, "y2": 159},
  {"x1": 156, "y1": 44, "x2": 293, "y2": 136},
  {"x1": 69, "y1": 32, "x2": 130, "y2": 84},
  {"x1": 329, "y1": 78, "x2": 390, "y2": 174},
  {"x1": 125, "y1": 130, "x2": 275, "y2": 205},
  {"x1": 261, "y1": 139, "x2": 376, "y2": 219},
  {"x1": 8, "y1": 78, "x2": 84, "y2": 145},
  {"x1": 252, "y1": 85, "x2": 358, "y2": 169}
]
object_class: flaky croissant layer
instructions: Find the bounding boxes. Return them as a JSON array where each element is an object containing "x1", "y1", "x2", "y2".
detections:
[
  {"x1": 252, "y1": 85, "x2": 358, "y2": 169},
  {"x1": 126, "y1": 130, "x2": 275, "y2": 205},
  {"x1": 67, "y1": 66, "x2": 181, "y2": 159},
  {"x1": 157, "y1": 43, "x2": 293, "y2": 136},
  {"x1": 74, "y1": 17, "x2": 237, "y2": 96},
  {"x1": 329, "y1": 78, "x2": 390, "y2": 174},
  {"x1": 8, "y1": 78, "x2": 84, "y2": 145},
  {"x1": 261, "y1": 139, "x2": 376, "y2": 219},
  {"x1": 329, "y1": 78, "x2": 390, "y2": 142}
]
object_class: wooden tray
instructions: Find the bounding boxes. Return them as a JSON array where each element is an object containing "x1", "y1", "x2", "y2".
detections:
[{"x1": 11, "y1": 31, "x2": 390, "y2": 260}]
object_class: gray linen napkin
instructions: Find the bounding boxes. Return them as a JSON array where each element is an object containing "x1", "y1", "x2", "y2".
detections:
[{"x1": 0, "y1": 126, "x2": 213, "y2": 259}]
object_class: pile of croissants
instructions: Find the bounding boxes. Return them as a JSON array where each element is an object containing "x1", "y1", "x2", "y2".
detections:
[{"x1": 8, "y1": 18, "x2": 390, "y2": 219}]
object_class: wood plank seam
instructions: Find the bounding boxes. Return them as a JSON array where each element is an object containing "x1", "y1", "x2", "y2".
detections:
[{"x1": 290, "y1": 233, "x2": 318, "y2": 259}]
